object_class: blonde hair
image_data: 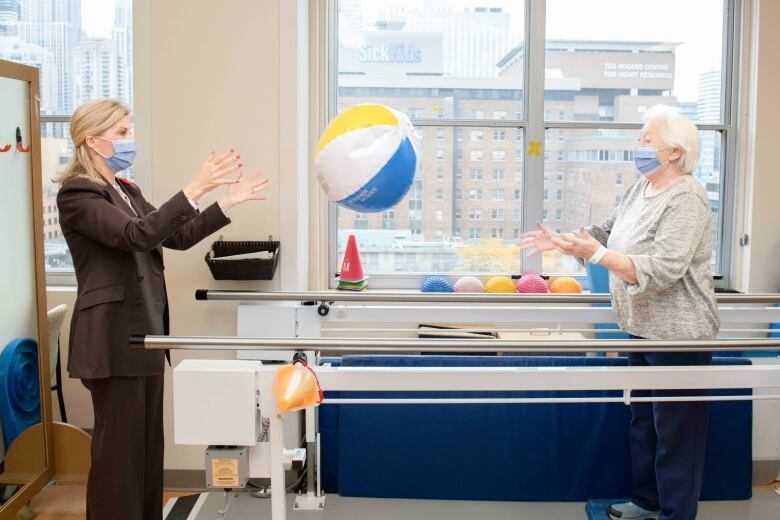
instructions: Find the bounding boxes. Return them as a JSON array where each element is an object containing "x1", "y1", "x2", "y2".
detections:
[
  {"x1": 55, "y1": 99, "x2": 130, "y2": 185},
  {"x1": 642, "y1": 104, "x2": 701, "y2": 175}
]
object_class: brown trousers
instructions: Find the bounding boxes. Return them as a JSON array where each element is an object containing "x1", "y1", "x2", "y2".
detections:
[{"x1": 82, "y1": 375, "x2": 164, "y2": 520}]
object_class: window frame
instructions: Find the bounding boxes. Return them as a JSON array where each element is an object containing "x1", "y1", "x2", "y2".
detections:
[{"x1": 327, "y1": 0, "x2": 741, "y2": 289}]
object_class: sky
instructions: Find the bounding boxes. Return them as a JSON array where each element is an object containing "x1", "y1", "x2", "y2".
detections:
[{"x1": 80, "y1": 0, "x2": 115, "y2": 38}]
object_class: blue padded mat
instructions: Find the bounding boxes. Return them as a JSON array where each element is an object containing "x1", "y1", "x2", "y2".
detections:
[
  {"x1": 319, "y1": 355, "x2": 752, "y2": 502},
  {"x1": 0, "y1": 338, "x2": 41, "y2": 447}
]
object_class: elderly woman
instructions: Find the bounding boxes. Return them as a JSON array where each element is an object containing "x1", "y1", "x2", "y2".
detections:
[{"x1": 520, "y1": 105, "x2": 719, "y2": 520}]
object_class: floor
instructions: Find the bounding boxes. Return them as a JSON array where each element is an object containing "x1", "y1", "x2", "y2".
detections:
[
  {"x1": 23, "y1": 483, "x2": 780, "y2": 519},
  {"x1": 26, "y1": 485, "x2": 187, "y2": 519}
]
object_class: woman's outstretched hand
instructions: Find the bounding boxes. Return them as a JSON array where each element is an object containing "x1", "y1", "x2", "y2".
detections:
[
  {"x1": 217, "y1": 170, "x2": 270, "y2": 214},
  {"x1": 183, "y1": 149, "x2": 243, "y2": 202}
]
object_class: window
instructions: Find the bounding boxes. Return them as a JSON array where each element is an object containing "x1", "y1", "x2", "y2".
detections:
[
  {"x1": 470, "y1": 169, "x2": 483, "y2": 181},
  {"x1": 469, "y1": 209, "x2": 482, "y2": 220},
  {"x1": 5, "y1": 1, "x2": 134, "y2": 278},
  {"x1": 435, "y1": 210, "x2": 444, "y2": 222},
  {"x1": 334, "y1": 0, "x2": 736, "y2": 284},
  {"x1": 513, "y1": 208, "x2": 522, "y2": 221},
  {"x1": 492, "y1": 189, "x2": 505, "y2": 201},
  {"x1": 436, "y1": 189, "x2": 444, "y2": 200},
  {"x1": 436, "y1": 150, "x2": 445, "y2": 161},
  {"x1": 491, "y1": 209, "x2": 505, "y2": 220},
  {"x1": 491, "y1": 228, "x2": 504, "y2": 238},
  {"x1": 493, "y1": 169, "x2": 505, "y2": 181},
  {"x1": 409, "y1": 107, "x2": 424, "y2": 119}
]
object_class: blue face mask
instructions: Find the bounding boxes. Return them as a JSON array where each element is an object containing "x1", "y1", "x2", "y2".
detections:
[
  {"x1": 95, "y1": 136, "x2": 137, "y2": 173},
  {"x1": 633, "y1": 146, "x2": 668, "y2": 177}
]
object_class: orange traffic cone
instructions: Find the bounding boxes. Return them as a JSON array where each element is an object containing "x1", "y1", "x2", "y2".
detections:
[{"x1": 338, "y1": 235, "x2": 367, "y2": 290}]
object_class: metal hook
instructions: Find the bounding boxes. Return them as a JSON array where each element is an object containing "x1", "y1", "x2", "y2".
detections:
[{"x1": 16, "y1": 127, "x2": 30, "y2": 153}]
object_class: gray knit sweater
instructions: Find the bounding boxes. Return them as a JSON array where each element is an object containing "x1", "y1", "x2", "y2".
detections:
[{"x1": 589, "y1": 175, "x2": 720, "y2": 340}]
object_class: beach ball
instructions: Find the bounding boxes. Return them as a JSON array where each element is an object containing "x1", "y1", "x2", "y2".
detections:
[
  {"x1": 485, "y1": 276, "x2": 517, "y2": 293},
  {"x1": 421, "y1": 276, "x2": 454, "y2": 293},
  {"x1": 549, "y1": 276, "x2": 583, "y2": 294},
  {"x1": 516, "y1": 274, "x2": 548, "y2": 293},
  {"x1": 314, "y1": 104, "x2": 420, "y2": 213},
  {"x1": 454, "y1": 276, "x2": 485, "y2": 293}
]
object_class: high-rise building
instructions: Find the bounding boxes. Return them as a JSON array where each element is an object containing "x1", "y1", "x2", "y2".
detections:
[
  {"x1": 18, "y1": 0, "x2": 81, "y2": 113},
  {"x1": 0, "y1": 0, "x2": 21, "y2": 24},
  {"x1": 74, "y1": 37, "x2": 117, "y2": 104},
  {"x1": 0, "y1": 27, "x2": 58, "y2": 112},
  {"x1": 698, "y1": 68, "x2": 721, "y2": 181},
  {"x1": 112, "y1": 0, "x2": 132, "y2": 105}
]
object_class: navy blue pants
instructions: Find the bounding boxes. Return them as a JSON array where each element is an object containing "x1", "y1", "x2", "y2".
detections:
[{"x1": 628, "y1": 342, "x2": 712, "y2": 520}]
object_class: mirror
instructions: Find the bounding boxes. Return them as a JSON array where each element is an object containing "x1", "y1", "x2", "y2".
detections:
[{"x1": 0, "y1": 59, "x2": 53, "y2": 513}]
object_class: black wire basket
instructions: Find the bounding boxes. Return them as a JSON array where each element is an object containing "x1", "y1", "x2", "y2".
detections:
[{"x1": 205, "y1": 240, "x2": 280, "y2": 280}]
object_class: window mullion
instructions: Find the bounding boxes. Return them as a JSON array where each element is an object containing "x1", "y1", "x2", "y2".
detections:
[{"x1": 522, "y1": 0, "x2": 547, "y2": 275}]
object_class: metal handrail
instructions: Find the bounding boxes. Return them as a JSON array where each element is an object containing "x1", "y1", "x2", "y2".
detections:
[
  {"x1": 131, "y1": 335, "x2": 780, "y2": 353},
  {"x1": 195, "y1": 289, "x2": 780, "y2": 305}
]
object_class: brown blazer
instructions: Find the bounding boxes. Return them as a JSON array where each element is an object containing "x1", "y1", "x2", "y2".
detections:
[{"x1": 57, "y1": 176, "x2": 230, "y2": 379}]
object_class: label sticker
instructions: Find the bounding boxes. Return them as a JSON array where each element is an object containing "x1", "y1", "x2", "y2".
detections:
[{"x1": 211, "y1": 458, "x2": 239, "y2": 487}]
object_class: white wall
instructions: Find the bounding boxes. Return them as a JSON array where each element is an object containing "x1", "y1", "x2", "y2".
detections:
[
  {"x1": 744, "y1": 0, "x2": 780, "y2": 293},
  {"x1": 46, "y1": 0, "x2": 780, "y2": 474}
]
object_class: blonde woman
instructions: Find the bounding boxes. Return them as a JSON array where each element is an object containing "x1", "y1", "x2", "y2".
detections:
[
  {"x1": 520, "y1": 105, "x2": 719, "y2": 520},
  {"x1": 56, "y1": 99, "x2": 269, "y2": 519}
]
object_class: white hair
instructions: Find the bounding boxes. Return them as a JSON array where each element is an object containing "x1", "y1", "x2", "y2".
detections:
[{"x1": 641, "y1": 104, "x2": 701, "y2": 175}]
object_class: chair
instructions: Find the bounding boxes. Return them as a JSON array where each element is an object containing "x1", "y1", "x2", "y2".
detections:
[{"x1": 46, "y1": 304, "x2": 68, "y2": 422}]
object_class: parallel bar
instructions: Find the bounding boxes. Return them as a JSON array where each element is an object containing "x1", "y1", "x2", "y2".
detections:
[
  {"x1": 131, "y1": 335, "x2": 780, "y2": 353},
  {"x1": 195, "y1": 290, "x2": 780, "y2": 304},
  {"x1": 313, "y1": 365, "x2": 780, "y2": 392},
  {"x1": 324, "y1": 395, "x2": 780, "y2": 405}
]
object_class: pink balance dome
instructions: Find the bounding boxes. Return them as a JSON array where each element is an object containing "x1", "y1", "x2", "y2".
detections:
[
  {"x1": 515, "y1": 274, "x2": 549, "y2": 293},
  {"x1": 453, "y1": 276, "x2": 485, "y2": 293}
]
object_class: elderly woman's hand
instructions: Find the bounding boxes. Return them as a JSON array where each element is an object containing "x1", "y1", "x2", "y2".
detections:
[
  {"x1": 518, "y1": 222, "x2": 560, "y2": 256},
  {"x1": 550, "y1": 226, "x2": 602, "y2": 261}
]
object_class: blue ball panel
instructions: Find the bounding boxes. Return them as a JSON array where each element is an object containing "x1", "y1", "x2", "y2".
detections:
[{"x1": 338, "y1": 136, "x2": 417, "y2": 213}]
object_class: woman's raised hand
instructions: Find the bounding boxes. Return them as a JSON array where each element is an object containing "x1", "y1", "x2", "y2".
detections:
[
  {"x1": 217, "y1": 170, "x2": 270, "y2": 213},
  {"x1": 517, "y1": 222, "x2": 561, "y2": 257},
  {"x1": 183, "y1": 149, "x2": 243, "y2": 202}
]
